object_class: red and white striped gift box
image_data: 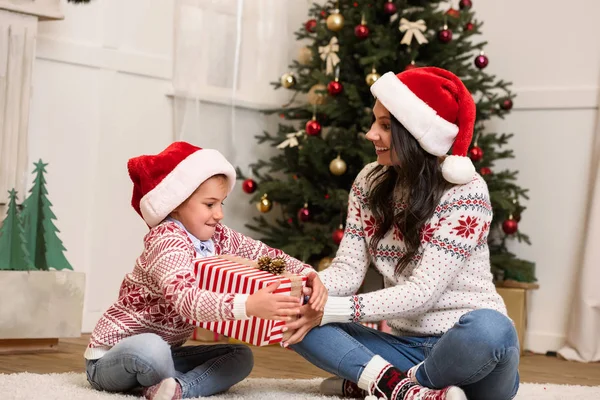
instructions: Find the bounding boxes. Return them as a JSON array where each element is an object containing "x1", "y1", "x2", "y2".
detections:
[{"x1": 187, "y1": 255, "x2": 307, "y2": 346}]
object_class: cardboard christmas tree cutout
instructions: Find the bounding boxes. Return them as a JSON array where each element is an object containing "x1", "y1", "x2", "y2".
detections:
[
  {"x1": 0, "y1": 189, "x2": 34, "y2": 270},
  {"x1": 21, "y1": 160, "x2": 73, "y2": 270}
]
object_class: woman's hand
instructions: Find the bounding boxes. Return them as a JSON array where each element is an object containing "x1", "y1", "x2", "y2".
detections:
[
  {"x1": 305, "y1": 271, "x2": 328, "y2": 311},
  {"x1": 282, "y1": 303, "x2": 323, "y2": 346},
  {"x1": 246, "y1": 281, "x2": 301, "y2": 321}
]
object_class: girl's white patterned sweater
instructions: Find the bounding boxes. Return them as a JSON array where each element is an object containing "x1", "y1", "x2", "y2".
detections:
[
  {"x1": 85, "y1": 221, "x2": 314, "y2": 360},
  {"x1": 320, "y1": 162, "x2": 507, "y2": 336}
]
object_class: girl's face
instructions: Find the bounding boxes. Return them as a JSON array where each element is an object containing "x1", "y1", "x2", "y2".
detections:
[
  {"x1": 170, "y1": 175, "x2": 228, "y2": 240},
  {"x1": 365, "y1": 100, "x2": 394, "y2": 166}
]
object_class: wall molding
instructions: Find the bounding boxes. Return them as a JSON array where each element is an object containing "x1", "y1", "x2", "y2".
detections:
[{"x1": 525, "y1": 331, "x2": 566, "y2": 354}]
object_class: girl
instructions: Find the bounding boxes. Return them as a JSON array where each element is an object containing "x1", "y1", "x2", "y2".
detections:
[
  {"x1": 286, "y1": 67, "x2": 519, "y2": 400},
  {"x1": 85, "y1": 142, "x2": 327, "y2": 400}
]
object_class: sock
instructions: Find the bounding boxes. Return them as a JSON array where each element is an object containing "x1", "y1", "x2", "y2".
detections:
[
  {"x1": 406, "y1": 361, "x2": 424, "y2": 384},
  {"x1": 143, "y1": 378, "x2": 182, "y2": 400},
  {"x1": 319, "y1": 377, "x2": 367, "y2": 398}
]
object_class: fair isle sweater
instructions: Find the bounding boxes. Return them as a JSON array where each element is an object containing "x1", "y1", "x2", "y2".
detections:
[
  {"x1": 85, "y1": 221, "x2": 314, "y2": 360},
  {"x1": 320, "y1": 162, "x2": 507, "y2": 336}
]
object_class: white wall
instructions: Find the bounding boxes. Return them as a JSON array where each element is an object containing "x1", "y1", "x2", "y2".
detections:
[{"x1": 26, "y1": 0, "x2": 600, "y2": 353}]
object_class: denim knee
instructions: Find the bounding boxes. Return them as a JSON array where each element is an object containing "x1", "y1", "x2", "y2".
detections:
[
  {"x1": 232, "y1": 344, "x2": 254, "y2": 380},
  {"x1": 124, "y1": 333, "x2": 174, "y2": 379},
  {"x1": 462, "y1": 309, "x2": 519, "y2": 353}
]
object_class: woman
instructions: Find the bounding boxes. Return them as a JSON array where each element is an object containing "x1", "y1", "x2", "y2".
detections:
[{"x1": 284, "y1": 67, "x2": 519, "y2": 400}]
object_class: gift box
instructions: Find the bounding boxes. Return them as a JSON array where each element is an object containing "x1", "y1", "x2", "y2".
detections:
[{"x1": 188, "y1": 255, "x2": 307, "y2": 346}]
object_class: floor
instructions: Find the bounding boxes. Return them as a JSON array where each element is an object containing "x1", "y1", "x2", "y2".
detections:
[{"x1": 0, "y1": 335, "x2": 599, "y2": 387}]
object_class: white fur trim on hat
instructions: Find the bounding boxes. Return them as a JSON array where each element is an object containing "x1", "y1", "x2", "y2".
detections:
[
  {"x1": 140, "y1": 149, "x2": 236, "y2": 227},
  {"x1": 370, "y1": 72, "x2": 459, "y2": 157},
  {"x1": 441, "y1": 155, "x2": 475, "y2": 184}
]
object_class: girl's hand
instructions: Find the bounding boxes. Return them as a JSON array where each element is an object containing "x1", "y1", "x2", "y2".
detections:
[
  {"x1": 305, "y1": 272, "x2": 328, "y2": 312},
  {"x1": 282, "y1": 304, "x2": 323, "y2": 346},
  {"x1": 246, "y1": 281, "x2": 301, "y2": 321}
]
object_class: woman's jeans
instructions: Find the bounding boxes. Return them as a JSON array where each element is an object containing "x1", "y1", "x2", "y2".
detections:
[
  {"x1": 291, "y1": 309, "x2": 520, "y2": 400},
  {"x1": 86, "y1": 333, "x2": 253, "y2": 398}
]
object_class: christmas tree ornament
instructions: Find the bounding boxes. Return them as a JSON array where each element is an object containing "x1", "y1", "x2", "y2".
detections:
[
  {"x1": 459, "y1": 0, "x2": 473, "y2": 10},
  {"x1": 365, "y1": 67, "x2": 381, "y2": 86},
  {"x1": 280, "y1": 72, "x2": 296, "y2": 89},
  {"x1": 502, "y1": 216, "x2": 518, "y2": 235},
  {"x1": 327, "y1": 79, "x2": 343, "y2": 95},
  {"x1": 384, "y1": 0, "x2": 397, "y2": 15},
  {"x1": 298, "y1": 203, "x2": 311, "y2": 222},
  {"x1": 438, "y1": 24, "x2": 453, "y2": 43},
  {"x1": 355, "y1": 15, "x2": 369, "y2": 39},
  {"x1": 256, "y1": 194, "x2": 272, "y2": 213},
  {"x1": 332, "y1": 224, "x2": 344, "y2": 245},
  {"x1": 305, "y1": 19, "x2": 317, "y2": 33},
  {"x1": 469, "y1": 146, "x2": 484, "y2": 162},
  {"x1": 277, "y1": 130, "x2": 304, "y2": 149},
  {"x1": 298, "y1": 46, "x2": 313, "y2": 65},
  {"x1": 474, "y1": 51, "x2": 489, "y2": 69},
  {"x1": 501, "y1": 99, "x2": 513, "y2": 110},
  {"x1": 445, "y1": 8, "x2": 460, "y2": 18},
  {"x1": 480, "y1": 167, "x2": 492, "y2": 176},
  {"x1": 329, "y1": 155, "x2": 347, "y2": 175},
  {"x1": 308, "y1": 84, "x2": 328, "y2": 105},
  {"x1": 399, "y1": 18, "x2": 429, "y2": 46},
  {"x1": 405, "y1": 60, "x2": 418, "y2": 71},
  {"x1": 305, "y1": 117, "x2": 322, "y2": 136},
  {"x1": 242, "y1": 178, "x2": 257, "y2": 194},
  {"x1": 320, "y1": 10, "x2": 327, "y2": 19},
  {"x1": 319, "y1": 37, "x2": 340, "y2": 75},
  {"x1": 465, "y1": 21, "x2": 475, "y2": 31},
  {"x1": 326, "y1": 7, "x2": 344, "y2": 32},
  {"x1": 317, "y1": 257, "x2": 333, "y2": 271}
]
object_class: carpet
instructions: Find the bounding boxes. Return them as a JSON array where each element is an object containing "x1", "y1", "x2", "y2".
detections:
[{"x1": 0, "y1": 373, "x2": 599, "y2": 399}]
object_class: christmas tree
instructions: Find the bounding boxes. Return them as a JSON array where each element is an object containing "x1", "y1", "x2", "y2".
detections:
[
  {"x1": 20, "y1": 160, "x2": 73, "y2": 271},
  {"x1": 0, "y1": 189, "x2": 34, "y2": 271},
  {"x1": 239, "y1": 0, "x2": 534, "y2": 283}
]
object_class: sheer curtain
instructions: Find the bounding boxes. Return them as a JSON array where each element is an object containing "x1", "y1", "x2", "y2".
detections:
[{"x1": 558, "y1": 103, "x2": 600, "y2": 362}]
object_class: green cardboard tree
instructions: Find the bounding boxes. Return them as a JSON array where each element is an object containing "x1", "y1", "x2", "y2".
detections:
[
  {"x1": 0, "y1": 189, "x2": 34, "y2": 270},
  {"x1": 21, "y1": 160, "x2": 73, "y2": 271}
]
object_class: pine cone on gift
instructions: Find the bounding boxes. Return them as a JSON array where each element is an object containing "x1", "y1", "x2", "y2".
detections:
[
  {"x1": 257, "y1": 256, "x2": 272, "y2": 271},
  {"x1": 269, "y1": 257, "x2": 286, "y2": 275}
]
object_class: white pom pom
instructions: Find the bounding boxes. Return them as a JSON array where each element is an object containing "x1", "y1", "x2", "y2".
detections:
[{"x1": 441, "y1": 155, "x2": 476, "y2": 184}]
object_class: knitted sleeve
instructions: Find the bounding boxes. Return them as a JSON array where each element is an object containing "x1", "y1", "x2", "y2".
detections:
[
  {"x1": 318, "y1": 171, "x2": 371, "y2": 297},
  {"x1": 213, "y1": 224, "x2": 315, "y2": 276},
  {"x1": 321, "y1": 176, "x2": 493, "y2": 324},
  {"x1": 148, "y1": 228, "x2": 247, "y2": 322}
]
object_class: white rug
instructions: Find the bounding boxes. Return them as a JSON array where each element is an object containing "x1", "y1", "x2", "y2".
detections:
[{"x1": 0, "y1": 373, "x2": 599, "y2": 400}]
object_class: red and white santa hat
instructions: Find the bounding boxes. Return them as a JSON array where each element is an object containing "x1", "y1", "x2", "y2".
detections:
[
  {"x1": 370, "y1": 67, "x2": 476, "y2": 184},
  {"x1": 127, "y1": 141, "x2": 236, "y2": 227}
]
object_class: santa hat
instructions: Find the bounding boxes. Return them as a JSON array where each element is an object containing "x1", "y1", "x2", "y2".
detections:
[
  {"x1": 127, "y1": 141, "x2": 236, "y2": 227},
  {"x1": 370, "y1": 67, "x2": 476, "y2": 184}
]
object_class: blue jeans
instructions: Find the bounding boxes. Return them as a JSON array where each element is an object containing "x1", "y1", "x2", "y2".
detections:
[
  {"x1": 291, "y1": 309, "x2": 520, "y2": 400},
  {"x1": 85, "y1": 333, "x2": 253, "y2": 398}
]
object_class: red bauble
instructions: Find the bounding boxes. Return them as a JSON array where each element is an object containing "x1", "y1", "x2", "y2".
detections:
[
  {"x1": 305, "y1": 119, "x2": 322, "y2": 136},
  {"x1": 287, "y1": 217, "x2": 293, "y2": 224},
  {"x1": 445, "y1": 8, "x2": 460, "y2": 18},
  {"x1": 242, "y1": 178, "x2": 257, "y2": 194},
  {"x1": 320, "y1": 10, "x2": 327, "y2": 18},
  {"x1": 475, "y1": 53, "x2": 489, "y2": 69},
  {"x1": 327, "y1": 80, "x2": 344, "y2": 95},
  {"x1": 501, "y1": 99, "x2": 513, "y2": 110},
  {"x1": 353, "y1": 1, "x2": 359, "y2": 6},
  {"x1": 305, "y1": 19, "x2": 317, "y2": 33},
  {"x1": 502, "y1": 219, "x2": 518, "y2": 235},
  {"x1": 298, "y1": 206, "x2": 311, "y2": 222},
  {"x1": 438, "y1": 28, "x2": 453, "y2": 43},
  {"x1": 469, "y1": 146, "x2": 484, "y2": 162},
  {"x1": 332, "y1": 227, "x2": 344, "y2": 245},
  {"x1": 465, "y1": 22, "x2": 475, "y2": 31},
  {"x1": 354, "y1": 24, "x2": 370, "y2": 39},
  {"x1": 480, "y1": 167, "x2": 492, "y2": 176},
  {"x1": 459, "y1": 0, "x2": 473, "y2": 10},
  {"x1": 383, "y1": 1, "x2": 397, "y2": 14}
]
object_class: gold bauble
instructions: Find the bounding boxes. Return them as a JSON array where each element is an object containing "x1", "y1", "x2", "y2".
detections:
[
  {"x1": 280, "y1": 73, "x2": 296, "y2": 89},
  {"x1": 365, "y1": 69, "x2": 381, "y2": 86},
  {"x1": 318, "y1": 257, "x2": 333, "y2": 271},
  {"x1": 298, "y1": 46, "x2": 313, "y2": 65},
  {"x1": 256, "y1": 194, "x2": 273, "y2": 213},
  {"x1": 329, "y1": 155, "x2": 347, "y2": 176},
  {"x1": 326, "y1": 10, "x2": 345, "y2": 32},
  {"x1": 308, "y1": 84, "x2": 329, "y2": 106}
]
